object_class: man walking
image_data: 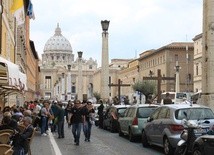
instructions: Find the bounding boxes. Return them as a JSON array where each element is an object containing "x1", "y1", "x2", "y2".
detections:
[{"x1": 70, "y1": 100, "x2": 85, "y2": 145}]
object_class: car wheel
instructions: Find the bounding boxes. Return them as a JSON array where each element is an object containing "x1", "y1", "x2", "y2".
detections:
[
  {"x1": 163, "y1": 137, "x2": 174, "y2": 155},
  {"x1": 103, "y1": 122, "x2": 107, "y2": 130},
  {"x1": 142, "y1": 130, "x2": 149, "y2": 147},
  {"x1": 110, "y1": 122, "x2": 115, "y2": 133},
  {"x1": 118, "y1": 125, "x2": 124, "y2": 137},
  {"x1": 129, "y1": 129, "x2": 135, "y2": 142},
  {"x1": 193, "y1": 147, "x2": 202, "y2": 155}
]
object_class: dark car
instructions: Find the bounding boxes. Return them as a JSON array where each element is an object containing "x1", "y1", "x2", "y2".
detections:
[
  {"x1": 192, "y1": 134, "x2": 214, "y2": 155},
  {"x1": 103, "y1": 105, "x2": 129, "y2": 132}
]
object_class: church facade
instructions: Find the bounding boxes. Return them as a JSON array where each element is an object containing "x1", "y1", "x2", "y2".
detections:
[{"x1": 39, "y1": 24, "x2": 97, "y2": 102}]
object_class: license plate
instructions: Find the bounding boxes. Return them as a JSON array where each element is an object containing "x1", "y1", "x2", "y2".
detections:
[{"x1": 194, "y1": 128, "x2": 209, "y2": 134}]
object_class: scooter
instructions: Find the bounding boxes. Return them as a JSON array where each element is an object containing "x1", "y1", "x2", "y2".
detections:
[{"x1": 174, "y1": 119, "x2": 210, "y2": 155}]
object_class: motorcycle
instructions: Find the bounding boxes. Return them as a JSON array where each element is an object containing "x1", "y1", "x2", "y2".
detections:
[{"x1": 174, "y1": 119, "x2": 210, "y2": 155}]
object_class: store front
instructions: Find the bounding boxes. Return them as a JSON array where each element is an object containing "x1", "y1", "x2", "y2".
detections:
[{"x1": 0, "y1": 57, "x2": 27, "y2": 109}]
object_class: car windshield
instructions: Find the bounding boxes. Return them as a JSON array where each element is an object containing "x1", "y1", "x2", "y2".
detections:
[
  {"x1": 175, "y1": 108, "x2": 214, "y2": 120},
  {"x1": 137, "y1": 107, "x2": 157, "y2": 118}
]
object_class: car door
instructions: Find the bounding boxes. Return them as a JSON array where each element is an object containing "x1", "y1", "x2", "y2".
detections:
[
  {"x1": 125, "y1": 107, "x2": 135, "y2": 134},
  {"x1": 145, "y1": 107, "x2": 161, "y2": 143},
  {"x1": 119, "y1": 108, "x2": 129, "y2": 132},
  {"x1": 155, "y1": 107, "x2": 170, "y2": 145}
]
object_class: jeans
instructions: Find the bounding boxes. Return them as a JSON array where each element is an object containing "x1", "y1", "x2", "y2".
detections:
[
  {"x1": 41, "y1": 116, "x2": 47, "y2": 134},
  {"x1": 72, "y1": 123, "x2": 82, "y2": 144},
  {"x1": 57, "y1": 120, "x2": 64, "y2": 138},
  {"x1": 83, "y1": 121, "x2": 92, "y2": 140}
]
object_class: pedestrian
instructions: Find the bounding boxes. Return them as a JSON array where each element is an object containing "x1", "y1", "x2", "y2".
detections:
[
  {"x1": 55, "y1": 102, "x2": 65, "y2": 139},
  {"x1": 83, "y1": 100, "x2": 95, "y2": 142},
  {"x1": 163, "y1": 92, "x2": 173, "y2": 104},
  {"x1": 124, "y1": 96, "x2": 129, "y2": 105},
  {"x1": 65, "y1": 101, "x2": 73, "y2": 128},
  {"x1": 145, "y1": 95, "x2": 153, "y2": 104},
  {"x1": 132, "y1": 96, "x2": 137, "y2": 105},
  {"x1": 70, "y1": 100, "x2": 85, "y2": 145},
  {"x1": 40, "y1": 100, "x2": 50, "y2": 136},
  {"x1": 50, "y1": 101, "x2": 58, "y2": 132},
  {"x1": 97, "y1": 100, "x2": 104, "y2": 128}
]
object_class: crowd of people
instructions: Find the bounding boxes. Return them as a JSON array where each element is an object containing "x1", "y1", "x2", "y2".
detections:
[{"x1": 0, "y1": 98, "x2": 98, "y2": 153}]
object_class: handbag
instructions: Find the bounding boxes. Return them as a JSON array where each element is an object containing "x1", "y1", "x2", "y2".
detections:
[{"x1": 49, "y1": 114, "x2": 54, "y2": 120}]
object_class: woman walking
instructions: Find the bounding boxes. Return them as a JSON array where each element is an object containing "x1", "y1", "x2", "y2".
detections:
[{"x1": 83, "y1": 100, "x2": 95, "y2": 142}]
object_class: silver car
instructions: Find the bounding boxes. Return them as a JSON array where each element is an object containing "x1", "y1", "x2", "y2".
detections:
[
  {"x1": 118, "y1": 104, "x2": 158, "y2": 142},
  {"x1": 142, "y1": 104, "x2": 214, "y2": 155}
]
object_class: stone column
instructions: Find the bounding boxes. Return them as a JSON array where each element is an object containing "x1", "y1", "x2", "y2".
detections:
[
  {"x1": 175, "y1": 61, "x2": 180, "y2": 93},
  {"x1": 77, "y1": 51, "x2": 83, "y2": 101},
  {"x1": 201, "y1": 0, "x2": 214, "y2": 110},
  {"x1": 61, "y1": 73, "x2": 65, "y2": 101},
  {"x1": 67, "y1": 65, "x2": 71, "y2": 101},
  {"x1": 101, "y1": 20, "x2": 110, "y2": 102},
  {"x1": 58, "y1": 77, "x2": 61, "y2": 101}
]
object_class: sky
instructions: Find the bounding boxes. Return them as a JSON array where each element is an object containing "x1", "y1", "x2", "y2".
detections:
[{"x1": 30, "y1": 0, "x2": 203, "y2": 67}]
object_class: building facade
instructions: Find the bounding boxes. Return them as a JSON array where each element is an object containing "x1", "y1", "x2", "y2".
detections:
[
  {"x1": 192, "y1": 33, "x2": 202, "y2": 93},
  {"x1": 0, "y1": 0, "x2": 37, "y2": 108},
  {"x1": 39, "y1": 24, "x2": 97, "y2": 101},
  {"x1": 138, "y1": 42, "x2": 194, "y2": 93},
  {"x1": 93, "y1": 59, "x2": 132, "y2": 103}
]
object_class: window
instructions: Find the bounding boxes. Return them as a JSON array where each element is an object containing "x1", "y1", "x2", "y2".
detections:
[
  {"x1": 89, "y1": 65, "x2": 92, "y2": 69},
  {"x1": 196, "y1": 63, "x2": 199, "y2": 75},
  {"x1": 71, "y1": 86, "x2": 76, "y2": 93},
  {"x1": 150, "y1": 108, "x2": 161, "y2": 120},
  {"x1": 175, "y1": 108, "x2": 214, "y2": 120},
  {"x1": 45, "y1": 76, "x2": 51, "y2": 89},
  {"x1": 158, "y1": 107, "x2": 169, "y2": 119},
  {"x1": 138, "y1": 107, "x2": 157, "y2": 118}
]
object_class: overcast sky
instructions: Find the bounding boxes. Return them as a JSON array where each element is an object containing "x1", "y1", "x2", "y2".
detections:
[{"x1": 30, "y1": 0, "x2": 202, "y2": 67}]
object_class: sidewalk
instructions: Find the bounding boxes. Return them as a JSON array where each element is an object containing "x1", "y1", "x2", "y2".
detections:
[{"x1": 31, "y1": 130, "x2": 56, "y2": 155}]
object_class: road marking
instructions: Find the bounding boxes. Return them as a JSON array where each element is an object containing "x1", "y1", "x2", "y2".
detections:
[{"x1": 49, "y1": 131, "x2": 62, "y2": 155}]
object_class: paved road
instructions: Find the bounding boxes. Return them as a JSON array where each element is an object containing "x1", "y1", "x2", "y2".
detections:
[{"x1": 31, "y1": 124, "x2": 164, "y2": 155}]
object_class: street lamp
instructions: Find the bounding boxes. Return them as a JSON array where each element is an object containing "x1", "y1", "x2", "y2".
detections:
[
  {"x1": 101, "y1": 20, "x2": 110, "y2": 102},
  {"x1": 77, "y1": 51, "x2": 83, "y2": 101},
  {"x1": 101, "y1": 20, "x2": 110, "y2": 32}
]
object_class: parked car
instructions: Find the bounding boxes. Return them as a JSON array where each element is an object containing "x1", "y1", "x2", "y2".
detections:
[
  {"x1": 118, "y1": 104, "x2": 158, "y2": 142},
  {"x1": 103, "y1": 105, "x2": 129, "y2": 132},
  {"x1": 141, "y1": 104, "x2": 214, "y2": 155}
]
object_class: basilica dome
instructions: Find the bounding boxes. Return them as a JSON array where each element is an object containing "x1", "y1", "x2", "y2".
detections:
[{"x1": 44, "y1": 24, "x2": 72, "y2": 52}]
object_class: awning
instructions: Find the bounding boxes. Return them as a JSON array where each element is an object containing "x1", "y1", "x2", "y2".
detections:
[{"x1": 0, "y1": 56, "x2": 27, "y2": 95}]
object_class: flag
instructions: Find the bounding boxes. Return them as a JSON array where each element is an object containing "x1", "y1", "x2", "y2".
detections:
[
  {"x1": 27, "y1": 0, "x2": 35, "y2": 20},
  {"x1": 10, "y1": 0, "x2": 25, "y2": 25}
]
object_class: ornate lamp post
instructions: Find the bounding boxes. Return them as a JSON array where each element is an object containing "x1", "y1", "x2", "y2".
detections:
[
  {"x1": 77, "y1": 51, "x2": 83, "y2": 101},
  {"x1": 101, "y1": 20, "x2": 110, "y2": 102}
]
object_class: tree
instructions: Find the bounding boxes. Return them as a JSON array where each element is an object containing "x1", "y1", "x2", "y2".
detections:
[
  {"x1": 132, "y1": 80, "x2": 157, "y2": 103},
  {"x1": 93, "y1": 92, "x2": 101, "y2": 103}
]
